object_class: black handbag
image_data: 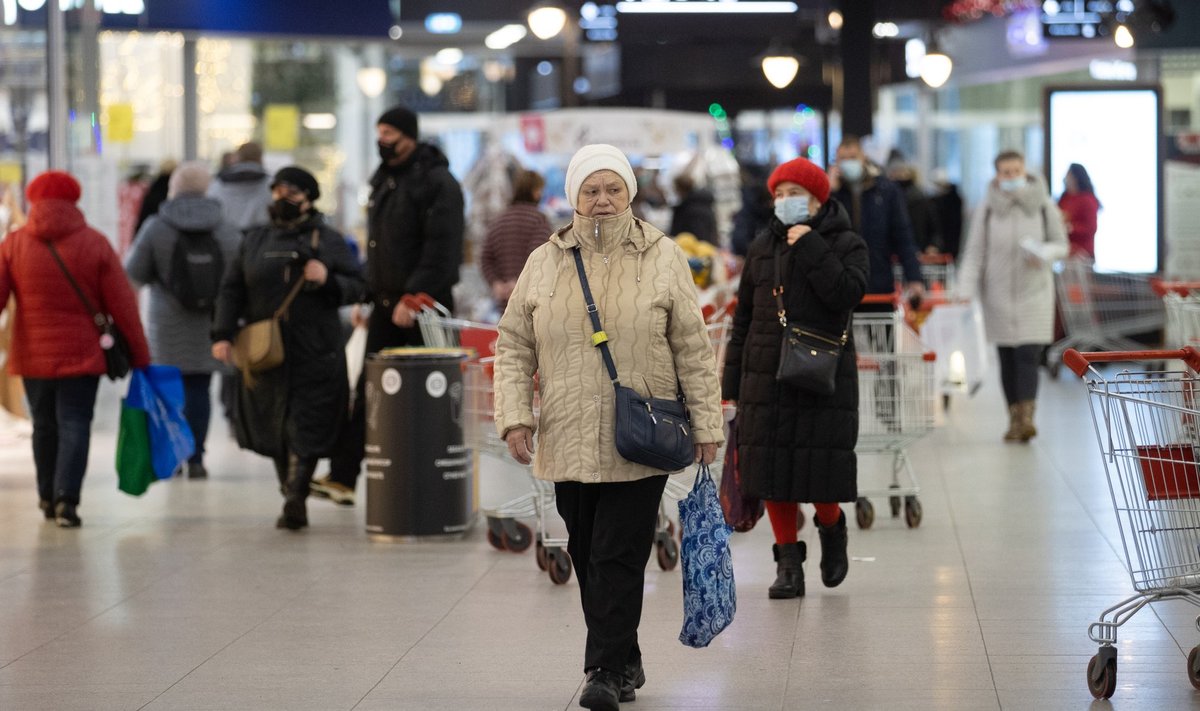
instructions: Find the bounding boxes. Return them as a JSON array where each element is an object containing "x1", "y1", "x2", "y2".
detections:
[
  {"x1": 570, "y1": 247, "x2": 695, "y2": 472},
  {"x1": 46, "y1": 242, "x2": 132, "y2": 380},
  {"x1": 772, "y1": 243, "x2": 850, "y2": 395}
]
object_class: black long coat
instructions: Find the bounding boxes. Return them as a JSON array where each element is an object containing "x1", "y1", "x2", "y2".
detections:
[
  {"x1": 722, "y1": 199, "x2": 868, "y2": 503},
  {"x1": 213, "y1": 213, "x2": 365, "y2": 459}
]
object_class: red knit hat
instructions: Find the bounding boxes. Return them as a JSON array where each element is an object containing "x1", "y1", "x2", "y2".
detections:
[
  {"x1": 26, "y1": 171, "x2": 82, "y2": 204},
  {"x1": 767, "y1": 158, "x2": 830, "y2": 204}
]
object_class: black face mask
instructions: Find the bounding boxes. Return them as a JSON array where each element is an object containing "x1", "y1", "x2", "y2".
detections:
[
  {"x1": 270, "y1": 197, "x2": 305, "y2": 224},
  {"x1": 377, "y1": 140, "x2": 398, "y2": 162}
]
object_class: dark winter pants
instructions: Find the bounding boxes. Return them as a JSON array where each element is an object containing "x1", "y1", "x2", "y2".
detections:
[
  {"x1": 554, "y1": 474, "x2": 668, "y2": 674},
  {"x1": 181, "y1": 373, "x2": 212, "y2": 465},
  {"x1": 998, "y1": 345, "x2": 1043, "y2": 405},
  {"x1": 23, "y1": 376, "x2": 99, "y2": 506},
  {"x1": 327, "y1": 304, "x2": 422, "y2": 487}
]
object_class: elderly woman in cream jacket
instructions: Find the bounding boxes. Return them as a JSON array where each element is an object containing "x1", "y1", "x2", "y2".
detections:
[
  {"x1": 957, "y1": 150, "x2": 1068, "y2": 443},
  {"x1": 493, "y1": 144, "x2": 723, "y2": 711}
]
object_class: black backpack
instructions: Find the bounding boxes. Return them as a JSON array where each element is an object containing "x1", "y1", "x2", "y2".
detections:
[{"x1": 166, "y1": 229, "x2": 225, "y2": 311}]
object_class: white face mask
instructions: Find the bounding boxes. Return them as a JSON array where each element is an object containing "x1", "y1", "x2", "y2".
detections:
[
  {"x1": 999, "y1": 177, "x2": 1026, "y2": 192},
  {"x1": 840, "y1": 159, "x2": 864, "y2": 183},
  {"x1": 774, "y1": 196, "x2": 810, "y2": 226}
]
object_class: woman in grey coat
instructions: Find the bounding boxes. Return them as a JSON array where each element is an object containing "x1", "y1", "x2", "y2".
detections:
[
  {"x1": 125, "y1": 161, "x2": 242, "y2": 478},
  {"x1": 957, "y1": 150, "x2": 1068, "y2": 442}
]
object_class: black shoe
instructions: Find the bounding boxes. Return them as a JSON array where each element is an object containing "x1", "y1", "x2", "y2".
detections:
[
  {"x1": 39, "y1": 499, "x2": 54, "y2": 520},
  {"x1": 620, "y1": 658, "x2": 645, "y2": 703},
  {"x1": 579, "y1": 668, "x2": 622, "y2": 711},
  {"x1": 275, "y1": 500, "x2": 308, "y2": 530},
  {"x1": 54, "y1": 502, "x2": 81, "y2": 528},
  {"x1": 768, "y1": 542, "x2": 805, "y2": 599},
  {"x1": 187, "y1": 462, "x2": 208, "y2": 479},
  {"x1": 816, "y1": 510, "x2": 849, "y2": 588}
]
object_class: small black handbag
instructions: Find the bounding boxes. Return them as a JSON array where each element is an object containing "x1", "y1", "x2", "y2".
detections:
[
  {"x1": 46, "y1": 241, "x2": 133, "y2": 380},
  {"x1": 772, "y1": 243, "x2": 850, "y2": 395},
  {"x1": 570, "y1": 247, "x2": 695, "y2": 472}
]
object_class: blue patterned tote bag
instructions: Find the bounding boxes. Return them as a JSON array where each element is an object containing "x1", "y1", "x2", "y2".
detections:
[{"x1": 678, "y1": 464, "x2": 736, "y2": 648}]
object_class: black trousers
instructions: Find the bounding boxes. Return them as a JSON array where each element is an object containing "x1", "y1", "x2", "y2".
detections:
[
  {"x1": 328, "y1": 303, "x2": 422, "y2": 486},
  {"x1": 555, "y1": 474, "x2": 668, "y2": 674},
  {"x1": 24, "y1": 375, "x2": 99, "y2": 506},
  {"x1": 998, "y1": 344, "x2": 1043, "y2": 405}
]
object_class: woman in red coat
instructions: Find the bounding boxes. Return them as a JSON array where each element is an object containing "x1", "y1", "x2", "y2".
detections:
[
  {"x1": 1058, "y1": 163, "x2": 1100, "y2": 259},
  {"x1": 0, "y1": 171, "x2": 150, "y2": 527}
]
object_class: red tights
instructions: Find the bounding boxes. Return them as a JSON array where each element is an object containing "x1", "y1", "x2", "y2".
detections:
[{"x1": 764, "y1": 501, "x2": 841, "y2": 544}]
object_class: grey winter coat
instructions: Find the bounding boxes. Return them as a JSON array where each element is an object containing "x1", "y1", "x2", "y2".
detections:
[
  {"x1": 957, "y1": 174, "x2": 1068, "y2": 346},
  {"x1": 124, "y1": 196, "x2": 242, "y2": 373},
  {"x1": 206, "y1": 162, "x2": 272, "y2": 231}
]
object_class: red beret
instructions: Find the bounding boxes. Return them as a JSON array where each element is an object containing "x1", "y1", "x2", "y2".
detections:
[
  {"x1": 767, "y1": 158, "x2": 830, "y2": 204},
  {"x1": 26, "y1": 171, "x2": 82, "y2": 204}
]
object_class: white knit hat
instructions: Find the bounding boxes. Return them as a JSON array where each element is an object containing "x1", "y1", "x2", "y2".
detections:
[{"x1": 564, "y1": 143, "x2": 638, "y2": 210}]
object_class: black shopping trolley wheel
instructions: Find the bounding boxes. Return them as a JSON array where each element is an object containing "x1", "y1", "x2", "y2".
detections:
[
  {"x1": 535, "y1": 539, "x2": 548, "y2": 571},
  {"x1": 485, "y1": 517, "x2": 506, "y2": 551},
  {"x1": 503, "y1": 520, "x2": 533, "y2": 553},
  {"x1": 904, "y1": 497, "x2": 923, "y2": 528},
  {"x1": 547, "y1": 547, "x2": 573, "y2": 585},
  {"x1": 855, "y1": 498, "x2": 875, "y2": 530},
  {"x1": 1188, "y1": 646, "x2": 1200, "y2": 690},
  {"x1": 1086, "y1": 652, "x2": 1117, "y2": 699},
  {"x1": 889, "y1": 484, "x2": 902, "y2": 518},
  {"x1": 656, "y1": 533, "x2": 679, "y2": 571}
]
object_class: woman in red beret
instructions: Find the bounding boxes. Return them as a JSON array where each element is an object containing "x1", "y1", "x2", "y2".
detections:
[
  {"x1": 0, "y1": 170, "x2": 150, "y2": 527},
  {"x1": 722, "y1": 157, "x2": 868, "y2": 599}
]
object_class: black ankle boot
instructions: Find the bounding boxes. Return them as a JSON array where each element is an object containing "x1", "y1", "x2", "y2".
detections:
[
  {"x1": 579, "y1": 668, "x2": 622, "y2": 711},
  {"x1": 54, "y1": 501, "x2": 82, "y2": 528},
  {"x1": 276, "y1": 454, "x2": 313, "y2": 530},
  {"x1": 620, "y1": 657, "x2": 645, "y2": 702},
  {"x1": 768, "y1": 542, "x2": 805, "y2": 599},
  {"x1": 816, "y1": 510, "x2": 849, "y2": 588}
]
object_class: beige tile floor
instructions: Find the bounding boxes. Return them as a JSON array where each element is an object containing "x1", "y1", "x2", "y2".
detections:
[{"x1": 2, "y1": 370, "x2": 1200, "y2": 710}]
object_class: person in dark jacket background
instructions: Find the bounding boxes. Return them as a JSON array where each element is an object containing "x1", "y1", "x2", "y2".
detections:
[
  {"x1": 125, "y1": 161, "x2": 242, "y2": 480},
  {"x1": 931, "y1": 171, "x2": 964, "y2": 259},
  {"x1": 479, "y1": 169, "x2": 550, "y2": 310},
  {"x1": 888, "y1": 162, "x2": 942, "y2": 254},
  {"x1": 312, "y1": 105, "x2": 465, "y2": 506},
  {"x1": 207, "y1": 141, "x2": 273, "y2": 232},
  {"x1": 669, "y1": 174, "x2": 718, "y2": 244},
  {"x1": 0, "y1": 171, "x2": 151, "y2": 527},
  {"x1": 722, "y1": 157, "x2": 867, "y2": 600},
  {"x1": 829, "y1": 137, "x2": 923, "y2": 302},
  {"x1": 211, "y1": 166, "x2": 365, "y2": 530},
  {"x1": 136, "y1": 159, "x2": 177, "y2": 235},
  {"x1": 731, "y1": 163, "x2": 773, "y2": 259}
]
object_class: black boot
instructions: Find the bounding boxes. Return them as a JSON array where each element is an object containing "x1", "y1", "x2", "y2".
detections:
[
  {"x1": 620, "y1": 657, "x2": 645, "y2": 702},
  {"x1": 276, "y1": 454, "x2": 313, "y2": 530},
  {"x1": 768, "y1": 542, "x2": 805, "y2": 599},
  {"x1": 817, "y1": 510, "x2": 849, "y2": 588},
  {"x1": 579, "y1": 668, "x2": 622, "y2": 711}
]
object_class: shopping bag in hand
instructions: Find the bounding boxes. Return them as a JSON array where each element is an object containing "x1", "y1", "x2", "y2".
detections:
[
  {"x1": 116, "y1": 401, "x2": 156, "y2": 496},
  {"x1": 719, "y1": 417, "x2": 763, "y2": 532},
  {"x1": 125, "y1": 366, "x2": 194, "y2": 480},
  {"x1": 678, "y1": 464, "x2": 736, "y2": 648}
]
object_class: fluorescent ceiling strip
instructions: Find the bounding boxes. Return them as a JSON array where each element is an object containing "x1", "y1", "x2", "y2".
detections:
[{"x1": 615, "y1": 2, "x2": 798, "y2": 14}]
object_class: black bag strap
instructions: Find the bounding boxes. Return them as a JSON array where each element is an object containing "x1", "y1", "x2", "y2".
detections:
[
  {"x1": 272, "y1": 228, "x2": 320, "y2": 320},
  {"x1": 44, "y1": 241, "x2": 108, "y2": 335},
  {"x1": 570, "y1": 246, "x2": 621, "y2": 387},
  {"x1": 772, "y1": 241, "x2": 851, "y2": 341}
]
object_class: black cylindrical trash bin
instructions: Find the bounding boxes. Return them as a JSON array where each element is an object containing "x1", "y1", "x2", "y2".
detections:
[{"x1": 364, "y1": 348, "x2": 472, "y2": 539}]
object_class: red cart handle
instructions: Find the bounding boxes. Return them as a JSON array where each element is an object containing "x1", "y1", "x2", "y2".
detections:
[
  {"x1": 860, "y1": 293, "x2": 901, "y2": 306},
  {"x1": 1063, "y1": 347, "x2": 1200, "y2": 377},
  {"x1": 1150, "y1": 278, "x2": 1200, "y2": 298}
]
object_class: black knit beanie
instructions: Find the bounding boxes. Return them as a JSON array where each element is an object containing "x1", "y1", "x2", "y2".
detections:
[
  {"x1": 271, "y1": 166, "x2": 320, "y2": 201},
  {"x1": 377, "y1": 105, "x2": 419, "y2": 140}
]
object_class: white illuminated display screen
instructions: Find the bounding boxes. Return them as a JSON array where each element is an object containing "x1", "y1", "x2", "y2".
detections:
[{"x1": 1048, "y1": 88, "x2": 1160, "y2": 273}]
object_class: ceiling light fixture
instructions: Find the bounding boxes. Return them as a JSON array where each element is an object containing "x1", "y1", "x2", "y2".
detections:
[{"x1": 528, "y1": 5, "x2": 568, "y2": 39}]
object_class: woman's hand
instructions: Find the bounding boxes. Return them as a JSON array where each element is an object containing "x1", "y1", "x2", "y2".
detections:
[
  {"x1": 212, "y1": 340, "x2": 233, "y2": 364},
  {"x1": 505, "y1": 426, "x2": 535, "y2": 465},
  {"x1": 392, "y1": 302, "x2": 416, "y2": 328},
  {"x1": 694, "y1": 442, "x2": 718, "y2": 465},
  {"x1": 303, "y1": 259, "x2": 328, "y2": 286},
  {"x1": 786, "y1": 225, "x2": 812, "y2": 245}
]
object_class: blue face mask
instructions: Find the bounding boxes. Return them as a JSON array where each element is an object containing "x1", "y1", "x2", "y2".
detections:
[
  {"x1": 999, "y1": 177, "x2": 1026, "y2": 192},
  {"x1": 774, "y1": 196, "x2": 810, "y2": 226},
  {"x1": 840, "y1": 159, "x2": 864, "y2": 183}
]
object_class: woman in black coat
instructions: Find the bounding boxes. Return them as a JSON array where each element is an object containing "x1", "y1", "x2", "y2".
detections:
[
  {"x1": 722, "y1": 157, "x2": 868, "y2": 599},
  {"x1": 212, "y1": 166, "x2": 365, "y2": 530}
]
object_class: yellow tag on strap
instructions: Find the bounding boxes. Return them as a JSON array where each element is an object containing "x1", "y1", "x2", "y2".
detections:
[{"x1": 591, "y1": 331, "x2": 609, "y2": 346}]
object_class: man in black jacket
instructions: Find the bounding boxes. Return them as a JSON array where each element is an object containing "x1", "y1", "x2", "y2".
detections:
[{"x1": 312, "y1": 105, "x2": 465, "y2": 505}]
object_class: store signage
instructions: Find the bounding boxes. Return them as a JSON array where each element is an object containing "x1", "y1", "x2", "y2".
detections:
[
  {"x1": 1088, "y1": 59, "x2": 1137, "y2": 81},
  {"x1": 3, "y1": 0, "x2": 143, "y2": 26},
  {"x1": 1040, "y1": 0, "x2": 1135, "y2": 39}
]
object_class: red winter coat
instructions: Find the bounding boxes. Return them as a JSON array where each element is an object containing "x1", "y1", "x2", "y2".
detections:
[{"x1": 0, "y1": 199, "x2": 150, "y2": 378}]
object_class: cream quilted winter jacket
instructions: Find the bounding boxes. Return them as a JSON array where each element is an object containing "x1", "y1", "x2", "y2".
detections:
[{"x1": 493, "y1": 207, "x2": 724, "y2": 483}]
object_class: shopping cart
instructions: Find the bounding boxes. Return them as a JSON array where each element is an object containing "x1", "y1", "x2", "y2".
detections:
[
  {"x1": 893, "y1": 253, "x2": 957, "y2": 301},
  {"x1": 852, "y1": 295, "x2": 938, "y2": 529},
  {"x1": 406, "y1": 293, "x2": 499, "y2": 357},
  {"x1": 1047, "y1": 258, "x2": 1165, "y2": 371},
  {"x1": 1151, "y1": 280, "x2": 1200, "y2": 350},
  {"x1": 1064, "y1": 347, "x2": 1200, "y2": 699}
]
